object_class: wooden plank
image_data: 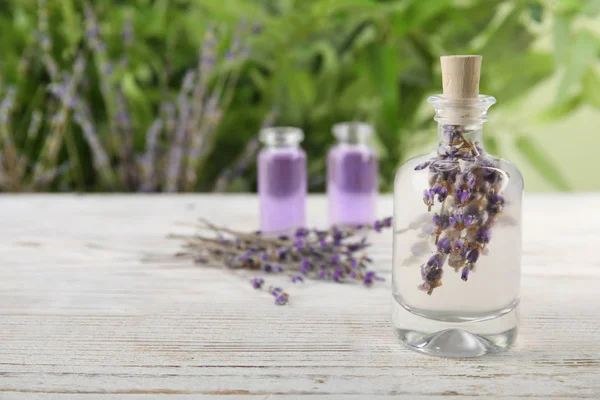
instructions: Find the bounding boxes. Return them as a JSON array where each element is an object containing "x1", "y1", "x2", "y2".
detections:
[{"x1": 0, "y1": 195, "x2": 599, "y2": 399}]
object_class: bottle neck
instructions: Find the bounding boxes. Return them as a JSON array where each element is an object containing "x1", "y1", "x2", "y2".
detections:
[
  {"x1": 332, "y1": 122, "x2": 374, "y2": 146},
  {"x1": 437, "y1": 124, "x2": 484, "y2": 155},
  {"x1": 260, "y1": 127, "x2": 304, "y2": 149},
  {"x1": 428, "y1": 94, "x2": 496, "y2": 157}
]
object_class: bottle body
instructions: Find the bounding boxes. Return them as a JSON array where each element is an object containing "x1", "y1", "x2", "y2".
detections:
[
  {"x1": 392, "y1": 96, "x2": 523, "y2": 357},
  {"x1": 258, "y1": 128, "x2": 307, "y2": 234},
  {"x1": 327, "y1": 123, "x2": 378, "y2": 226}
]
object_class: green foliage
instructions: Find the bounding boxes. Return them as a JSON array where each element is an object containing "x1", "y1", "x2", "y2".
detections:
[
  {"x1": 0, "y1": 0, "x2": 597, "y2": 192},
  {"x1": 515, "y1": 135, "x2": 571, "y2": 191},
  {"x1": 582, "y1": 69, "x2": 600, "y2": 109}
]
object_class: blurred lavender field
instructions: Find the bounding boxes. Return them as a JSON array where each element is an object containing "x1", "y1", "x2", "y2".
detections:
[{"x1": 0, "y1": 0, "x2": 598, "y2": 192}]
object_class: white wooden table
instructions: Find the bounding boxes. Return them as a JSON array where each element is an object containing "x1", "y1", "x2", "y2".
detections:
[{"x1": 1, "y1": 195, "x2": 599, "y2": 399}]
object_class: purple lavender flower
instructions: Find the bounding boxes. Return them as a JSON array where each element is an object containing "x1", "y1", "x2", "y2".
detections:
[
  {"x1": 438, "y1": 186, "x2": 449, "y2": 202},
  {"x1": 263, "y1": 264, "x2": 273, "y2": 272},
  {"x1": 318, "y1": 269, "x2": 328, "y2": 279},
  {"x1": 428, "y1": 254, "x2": 445, "y2": 269},
  {"x1": 475, "y1": 228, "x2": 491, "y2": 244},
  {"x1": 476, "y1": 159, "x2": 496, "y2": 177},
  {"x1": 333, "y1": 268, "x2": 344, "y2": 282},
  {"x1": 291, "y1": 275, "x2": 304, "y2": 283},
  {"x1": 489, "y1": 171, "x2": 503, "y2": 185},
  {"x1": 455, "y1": 239, "x2": 468, "y2": 257},
  {"x1": 433, "y1": 213, "x2": 450, "y2": 230},
  {"x1": 295, "y1": 227, "x2": 309, "y2": 237},
  {"x1": 418, "y1": 282, "x2": 432, "y2": 293},
  {"x1": 251, "y1": 278, "x2": 264, "y2": 289},
  {"x1": 332, "y1": 226, "x2": 342, "y2": 238},
  {"x1": 437, "y1": 236, "x2": 452, "y2": 254},
  {"x1": 443, "y1": 124, "x2": 462, "y2": 143},
  {"x1": 414, "y1": 161, "x2": 431, "y2": 171},
  {"x1": 449, "y1": 212, "x2": 460, "y2": 228},
  {"x1": 333, "y1": 233, "x2": 343, "y2": 247},
  {"x1": 374, "y1": 220, "x2": 382, "y2": 233},
  {"x1": 347, "y1": 242, "x2": 360, "y2": 252},
  {"x1": 300, "y1": 259, "x2": 311, "y2": 274},
  {"x1": 468, "y1": 175, "x2": 476, "y2": 188},
  {"x1": 275, "y1": 295, "x2": 288, "y2": 305},
  {"x1": 489, "y1": 192, "x2": 504, "y2": 202},
  {"x1": 458, "y1": 189, "x2": 470, "y2": 204},
  {"x1": 271, "y1": 287, "x2": 282, "y2": 296},
  {"x1": 461, "y1": 266, "x2": 470, "y2": 281},
  {"x1": 277, "y1": 247, "x2": 287, "y2": 260},
  {"x1": 239, "y1": 250, "x2": 253, "y2": 260},
  {"x1": 74, "y1": 111, "x2": 114, "y2": 187},
  {"x1": 294, "y1": 238, "x2": 304, "y2": 250},
  {"x1": 363, "y1": 271, "x2": 377, "y2": 286},
  {"x1": 487, "y1": 192, "x2": 505, "y2": 214},
  {"x1": 139, "y1": 118, "x2": 164, "y2": 192},
  {"x1": 467, "y1": 248, "x2": 480, "y2": 264},
  {"x1": 350, "y1": 259, "x2": 358, "y2": 268},
  {"x1": 423, "y1": 189, "x2": 435, "y2": 209},
  {"x1": 421, "y1": 260, "x2": 443, "y2": 285},
  {"x1": 331, "y1": 253, "x2": 340, "y2": 265},
  {"x1": 383, "y1": 217, "x2": 393, "y2": 227}
]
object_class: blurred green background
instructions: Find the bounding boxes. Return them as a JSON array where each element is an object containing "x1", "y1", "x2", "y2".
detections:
[{"x1": 0, "y1": 0, "x2": 598, "y2": 193}]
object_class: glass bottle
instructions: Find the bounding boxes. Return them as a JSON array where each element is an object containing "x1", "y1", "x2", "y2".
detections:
[
  {"x1": 392, "y1": 56, "x2": 523, "y2": 357},
  {"x1": 327, "y1": 122, "x2": 378, "y2": 226},
  {"x1": 258, "y1": 127, "x2": 307, "y2": 234}
]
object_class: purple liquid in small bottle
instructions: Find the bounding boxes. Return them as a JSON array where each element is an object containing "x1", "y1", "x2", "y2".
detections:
[
  {"x1": 258, "y1": 127, "x2": 307, "y2": 234},
  {"x1": 327, "y1": 123, "x2": 378, "y2": 226}
]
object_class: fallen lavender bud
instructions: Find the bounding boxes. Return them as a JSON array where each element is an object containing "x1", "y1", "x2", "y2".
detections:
[
  {"x1": 251, "y1": 277, "x2": 264, "y2": 289},
  {"x1": 274, "y1": 294, "x2": 289, "y2": 306}
]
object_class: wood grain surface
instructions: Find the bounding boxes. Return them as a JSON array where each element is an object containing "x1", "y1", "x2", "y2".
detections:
[{"x1": 0, "y1": 194, "x2": 599, "y2": 399}]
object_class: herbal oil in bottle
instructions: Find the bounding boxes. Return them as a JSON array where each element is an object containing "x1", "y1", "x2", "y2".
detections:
[
  {"x1": 258, "y1": 127, "x2": 307, "y2": 234},
  {"x1": 327, "y1": 122, "x2": 378, "y2": 226},
  {"x1": 392, "y1": 56, "x2": 523, "y2": 357}
]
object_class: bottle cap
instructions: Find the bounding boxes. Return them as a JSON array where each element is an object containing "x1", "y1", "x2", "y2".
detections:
[{"x1": 440, "y1": 55, "x2": 482, "y2": 99}]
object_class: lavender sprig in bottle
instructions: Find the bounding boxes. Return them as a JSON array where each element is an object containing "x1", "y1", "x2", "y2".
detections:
[{"x1": 415, "y1": 123, "x2": 508, "y2": 295}]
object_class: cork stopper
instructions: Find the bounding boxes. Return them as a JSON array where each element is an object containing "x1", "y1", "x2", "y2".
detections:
[{"x1": 440, "y1": 55, "x2": 482, "y2": 99}]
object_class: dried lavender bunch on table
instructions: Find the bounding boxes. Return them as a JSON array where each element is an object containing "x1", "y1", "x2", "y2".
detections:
[
  {"x1": 414, "y1": 124, "x2": 507, "y2": 295},
  {"x1": 172, "y1": 217, "x2": 392, "y2": 305}
]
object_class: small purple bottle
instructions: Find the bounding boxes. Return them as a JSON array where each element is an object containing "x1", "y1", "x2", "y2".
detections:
[
  {"x1": 327, "y1": 122, "x2": 378, "y2": 226},
  {"x1": 258, "y1": 127, "x2": 307, "y2": 234}
]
